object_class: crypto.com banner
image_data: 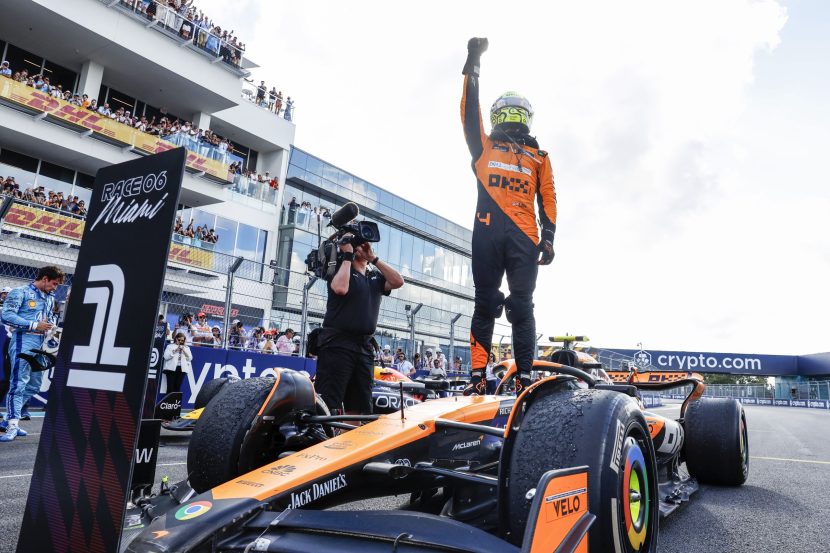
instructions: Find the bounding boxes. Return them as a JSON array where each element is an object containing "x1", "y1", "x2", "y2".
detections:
[
  {"x1": 19, "y1": 149, "x2": 185, "y2": 553},
  {"x1": 173, "y1": 347, "x2": 317, "y2": 407},
  {"x1": 602, "y1": 348, "x2": 798, "y2": 376}
]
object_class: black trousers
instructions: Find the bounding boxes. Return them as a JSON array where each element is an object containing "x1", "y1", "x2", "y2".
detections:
[
  {"x1": 164, "y1": 367, "x2": 184, "y2": 394},
  {"x1": 315, "y1": 345, "x2": 374, "y2": 414},
  {"x1": 470, "y1": 225, "x2": 538, "y2": 373}
]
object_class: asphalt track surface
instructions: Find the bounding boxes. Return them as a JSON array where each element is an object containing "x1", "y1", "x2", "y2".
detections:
[{"x1": 1, "y1": 402, "x2": 829, "y2": 553}]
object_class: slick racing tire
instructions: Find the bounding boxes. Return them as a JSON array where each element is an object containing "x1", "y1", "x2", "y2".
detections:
[
  {"x1": 194, "y1": 375, "x2": 239, "y2": 410},
  {"x1": 507, "y1": 388, "x2": 659, "y2": 553},
  {"x1": 188, "y1": 377, "x2": 275, "y2": 493},
  {"x1": 684, "y1": 398, "x2": 749, "y2": 486}
]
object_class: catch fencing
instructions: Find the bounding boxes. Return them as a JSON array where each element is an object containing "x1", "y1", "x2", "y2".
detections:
[{"x1": 0, "y1": 194, "x2": 515, "y2": 370}]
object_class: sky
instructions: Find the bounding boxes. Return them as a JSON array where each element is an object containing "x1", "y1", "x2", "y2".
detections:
[{"x1": 197, "y1": 0, "x2": 829, "y2": 355}]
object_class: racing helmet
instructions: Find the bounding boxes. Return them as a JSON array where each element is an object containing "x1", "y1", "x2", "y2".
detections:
[{"x1": 490, "y1": 91, "x2": 534, "y2": 134}]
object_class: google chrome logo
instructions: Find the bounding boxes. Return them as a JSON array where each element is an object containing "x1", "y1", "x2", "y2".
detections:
[{"x1": 175, "y1": 501, "x2": 212, "y2": 521}]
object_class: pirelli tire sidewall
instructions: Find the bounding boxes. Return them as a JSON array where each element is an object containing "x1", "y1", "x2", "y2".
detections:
[{"x1": 506, "y1": 388, "x2": 659, "y2": 553}]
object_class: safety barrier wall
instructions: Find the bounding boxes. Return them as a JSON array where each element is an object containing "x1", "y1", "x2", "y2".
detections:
[
  {"x1": 22, "y1": 341, "x2": 317, "y2": 408},
  {"x1": 664, "y1": 394, "x2": 830, "y2": 409}
]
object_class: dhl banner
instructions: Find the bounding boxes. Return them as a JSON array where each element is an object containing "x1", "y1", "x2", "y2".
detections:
[
  {"x1": 4, "y1": 203, "x2": 215, "y2": 270},
  {"x1": 0, "y1": 77, "x2": 230, "y2": 181},
  {"x1": 168, "y1": 241, "x2": 216, "y2": 270},
  {"x1": 5, "y1": 203, "x2": 85, "y2": 241}
]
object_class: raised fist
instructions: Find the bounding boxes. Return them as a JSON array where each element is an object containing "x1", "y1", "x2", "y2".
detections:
[{"x1": 467, "y1": 37, "x2": 489, "y2": 54}]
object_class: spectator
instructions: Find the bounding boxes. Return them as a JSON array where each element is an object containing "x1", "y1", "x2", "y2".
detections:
[
  {"x1": 174, "y1": 313, "x2": 194, "y2": 345},
  {"x1": 284, "y1": 97, "x2": 294, "y2": 121},
  {"x1": 0, "y1": 61, "x2": 12, "y2": 77},
  {"x1": 413, "y1": 352, "x2": 424, "y2": 372},
  {"x1": 247, "y1": 326, "x2": 264, "y2": 351},
  {"x1": 162, "y1": 332, "x2": 192, "y2": 401},
  {"x1": 274, "y1": 91, "x2": 283, "y2": 115},
  {"x1": 435, "y1": 348, "x2": 446, "y2": 369},
  {"x1": 228, "y1": 320, "x2": 246, "y2": 350},
  {"x1": 210, "y1": 325, "x2": 223, "y2": 347},
  {"x1": 191, "y1": 312, "x2": 212, "y2": 345},
  {"x1": 276, "y1": 328, "x2": 295, "y2": 355},
  {"x1": 158, "y1": 314, "x2": 172, "y2": 343},
  {"x1": 429, "y1": 357, "x2": 447, "y2": 379},
  {"x1": 485, "y1": 352, "x2": 499, "y2": 394},
  {"x1": 268, "y1": 87, "x2": 277, "y2": 111},
  {"x1": 424, "y1": 348, "x2": 435, "y2": 368},
  {"x1": 452, "y1": 357, "x2": 463, "y2": 372},
  {"x1": 393, "y1": 351, "x2": 415, "y2": 377},
  {"x1": 255, "y1": 80, "x2": 266, "y2": 106},
  {"x1": 380, "y1": 345, "x2": 394, "y2": 367},
  {"x1": 260, "y1": 330, "x2": 276, "y2": 354}
]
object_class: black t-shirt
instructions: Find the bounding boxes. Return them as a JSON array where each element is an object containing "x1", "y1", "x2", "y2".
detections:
[{"x1": 322, "y1": 266, "x2": 389, "y2": 338}]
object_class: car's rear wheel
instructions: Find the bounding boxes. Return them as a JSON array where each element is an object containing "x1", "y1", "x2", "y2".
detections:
[
  {"x1": 684, "y1": 398, "x2": 749, "y2": 485},
  {"x1": 188, "y1": 377, "x2": 275, "y2": 492},
  {"x1": 506, "y1": 388, "x2": 659, "y2": 552}
]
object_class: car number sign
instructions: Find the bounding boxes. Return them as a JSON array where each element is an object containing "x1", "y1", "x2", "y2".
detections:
[{"x1": 18, "y1": 149, "x2": 185, "y2": 553}]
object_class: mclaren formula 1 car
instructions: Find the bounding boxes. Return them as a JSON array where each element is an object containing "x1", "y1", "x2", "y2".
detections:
[
  {"x1": 123, "y1": 359, "x2": 748, "y2": 553},
  {"x1": 161, "y1": 367, "x2": 452, "y2": 432}
]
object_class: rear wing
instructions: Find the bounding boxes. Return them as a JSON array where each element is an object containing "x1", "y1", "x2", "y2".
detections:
[{"x1": 607, "y1": 370, "x2": 706, "y2": 417}]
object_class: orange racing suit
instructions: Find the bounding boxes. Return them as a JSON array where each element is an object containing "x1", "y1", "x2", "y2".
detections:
[{"x1": 461, "y1": 60, "x2": 557, "y2": 382}]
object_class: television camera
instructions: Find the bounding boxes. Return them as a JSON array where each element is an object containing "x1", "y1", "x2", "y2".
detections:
[{"x1": 305, "y1": 202, "x2": 380, "y2": 279}]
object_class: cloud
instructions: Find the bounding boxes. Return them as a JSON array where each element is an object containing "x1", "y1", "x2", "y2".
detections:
[{"x1": 193, "y1": 1, "x2": 813, "y2": 354}]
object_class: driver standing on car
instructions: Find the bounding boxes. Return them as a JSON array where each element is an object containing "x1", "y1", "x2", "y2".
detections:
[
  {"x1": 315, "y1": 235, "x2": 404, "y2": 415},
  {"x1": 461, "y1": 37, "x2": 557, "y2": 396}
]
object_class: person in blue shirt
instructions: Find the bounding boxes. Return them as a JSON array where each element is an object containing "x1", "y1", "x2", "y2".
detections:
[{"x1": 0, "y1": 266, "x2": 64, "y2": 441}]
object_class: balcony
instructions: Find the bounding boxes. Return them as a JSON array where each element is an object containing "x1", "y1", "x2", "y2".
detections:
[
  {"x1": 99, "y1": 0, "x2": 254, "y2": 78},
  {"x1": 0, "y1": 76, "x2": 231, "y2": 183}
]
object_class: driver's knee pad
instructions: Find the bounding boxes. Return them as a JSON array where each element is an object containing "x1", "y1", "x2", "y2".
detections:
[
  {"x1": 474, "y1": 289, "x2": 505, "y2": 319},
  {"x1": 504, "y1": 294, "x2": 534, "y2": 325}
]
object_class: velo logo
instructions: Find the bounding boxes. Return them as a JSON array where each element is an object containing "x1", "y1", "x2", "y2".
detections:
[{"x1": 67, "y1": 264, "x2": 131, "y2": 392}]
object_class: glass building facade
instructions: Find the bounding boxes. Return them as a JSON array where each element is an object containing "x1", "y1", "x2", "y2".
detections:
[{"x1": 273, "y1": 147, "x2": 475, "y2": 365}]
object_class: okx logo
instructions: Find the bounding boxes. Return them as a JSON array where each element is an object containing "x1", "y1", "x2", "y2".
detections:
[
  {"x1": 633, "y1": 349, "x2": 652, "y2": 371},
  {"x1": 68, "y1": 264, "x2": 131, "y2": 392}
]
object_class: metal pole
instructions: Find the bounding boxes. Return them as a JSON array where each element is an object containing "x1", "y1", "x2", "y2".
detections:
[
  {"x1": 449, "y1": 313, "x2": 462, "y2": 371},
  {"x1": 300, "y1": 276, "x2": 318, "y2": 356},
  {"x1": 409, "y1": 303, "x2": 423, "y2": 359},
  {"x1": 222, "y1": 257, "x2": 244, "y2": 349}
]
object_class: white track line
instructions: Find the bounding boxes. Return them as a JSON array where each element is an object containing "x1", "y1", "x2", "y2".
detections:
[
  {"x1": 751, "y1": 456, "x2": 830, "y2": 466},
  {"x1": 0, "y1": 462, "x2": 187, "y2": 481}
]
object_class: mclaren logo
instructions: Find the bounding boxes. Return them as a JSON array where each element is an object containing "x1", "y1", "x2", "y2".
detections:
[{"x1": 452, "y1": 434, "x2": 484, "y2": 452}]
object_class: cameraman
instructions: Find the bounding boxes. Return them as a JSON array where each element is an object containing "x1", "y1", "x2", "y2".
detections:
[{"x1": 315, "y1": 236, "x2": 404, "y2": 415}]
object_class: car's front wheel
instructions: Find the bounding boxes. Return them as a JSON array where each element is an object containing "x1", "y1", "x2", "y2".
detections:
[{"x1": 506, "y1": 387, "x2": 659, "y2": 552}]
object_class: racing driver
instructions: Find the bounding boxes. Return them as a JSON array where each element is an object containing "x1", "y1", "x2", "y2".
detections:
[{"x1": 461, "y1": 38, "x2": 557, "y2": 395}]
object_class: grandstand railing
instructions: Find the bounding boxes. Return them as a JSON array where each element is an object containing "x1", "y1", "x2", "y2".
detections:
[{"x1": 102, "y1": 0, "x2": 251, "y2": 76}]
